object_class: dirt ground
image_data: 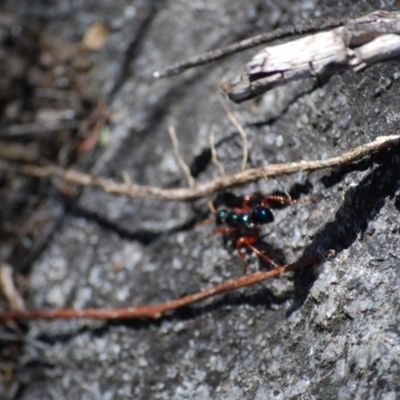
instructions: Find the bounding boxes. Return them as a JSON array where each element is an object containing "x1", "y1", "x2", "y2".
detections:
[{"x1": 1, "y1": 1, "x2": 400, "y2": 399}]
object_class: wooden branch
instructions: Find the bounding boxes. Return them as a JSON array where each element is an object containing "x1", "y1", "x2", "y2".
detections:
[
  {"x1": 153, "y1": 17, "x2": 347, "y2": 78},
  {"x1": 0, "y1": 134, "x2": 398, "y2": 201},
  {"x1": 0, "y1": 251, "x2": 334, "y2": 320},
  {"x1": 221, "y1": 11, "x2": 400, "y2": 103}
]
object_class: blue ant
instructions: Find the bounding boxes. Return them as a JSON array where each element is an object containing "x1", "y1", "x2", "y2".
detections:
[{"x1": 214, "y1": 193, "x2": 309, "y2": 273}]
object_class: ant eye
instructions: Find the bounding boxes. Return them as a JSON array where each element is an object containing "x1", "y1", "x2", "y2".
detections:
[
  {"x1": 250, "y1": 206, "x2": 274, "y2": 224},
  {"x1": 216, "y1": 209, "x2": 228, "y2": 225}
]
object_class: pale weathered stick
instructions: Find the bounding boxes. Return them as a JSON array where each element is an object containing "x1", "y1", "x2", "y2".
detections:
[
  {"x1": 0, "y1": 134, "x2": 398, "y2": 201},
  {"x1": 153, "y1": 17, "x2": 347, "y2": 78},
  {"x1": 221, "y1": 11, "x2": 400, "y2": 102},
  {"x1": 0, "y1": 251, "x2": 333, "y2": 320}
]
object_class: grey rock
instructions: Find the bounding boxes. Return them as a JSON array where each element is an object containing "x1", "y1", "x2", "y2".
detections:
[{"x1": 3, "y1": 0, "x2": 400, "y2": 399}]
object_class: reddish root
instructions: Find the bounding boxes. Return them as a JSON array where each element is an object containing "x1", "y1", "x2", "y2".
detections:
[{"x1": 0, "y1": 250, "x2": 335, "y2": 321}]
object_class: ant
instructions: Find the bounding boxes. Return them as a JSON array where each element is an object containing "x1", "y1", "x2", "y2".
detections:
[{"x1": 212, "y1": 192, "x2": 312, "y2": 273}]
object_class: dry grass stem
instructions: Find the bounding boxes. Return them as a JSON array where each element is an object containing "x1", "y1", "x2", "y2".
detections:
[
  {"x1": 0, "y1": 135, "x2": 400, "y2": 201},
  {"x1": 221, "y1": 102, "x2": 249, "y2": 171},
  {"x1": 168, "y1": 125, "x2": 196, "y2": 188},
  {"x1": 0, "y1": 262, "x2": 25, "y2": 311},
  {"x1": 121, "y1": 170, "x2": 133, "y2": 186},
  {"x1": 209, "y1": 130, "x2": 225, "y2": 176},
  {"x1": 0, "y1": 134, "x2": 398, "y2": 202}
]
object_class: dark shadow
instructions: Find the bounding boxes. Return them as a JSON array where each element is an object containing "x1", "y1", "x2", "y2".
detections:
[
  {"x1": 395, "y1": 193, "x2": 400, "y2": 212},
  {"x1": 65, "y1": 201, "x2": 208, "y2": 245},
  {"x1": 288, "y1": 180, "x2": 314, "y2": 200},
  {"x1": 177, "y1": 132, "x2": 245, "y2": 182},
  {"x1": 10, "y1": 187, "x2": 69, "y2": 273},
  {"x1": 107, "y1": 0, "x2": 163, "y2": 101},
  {"x1": 12, "y1": 188, "x2": 206, "y2": 271},
  {"x1": 288, "y1": 150, "x2": 400, "y2": 314},
  {"x1": 321, "y1": 151, "x2": 382, "y2": 188},
  {"x1": 12, "y1": 212, "x2": 64, "y2": 273},
  {"x1": 189, "y1": 148, "x2": 212, "y2": 178}
]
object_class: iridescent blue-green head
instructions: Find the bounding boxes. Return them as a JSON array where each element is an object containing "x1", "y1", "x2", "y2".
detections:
[{"x1": 250, "y1": 206, "x2": 274, "y2": 225}]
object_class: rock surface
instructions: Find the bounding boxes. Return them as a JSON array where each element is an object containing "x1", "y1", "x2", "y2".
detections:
[{"x1": 2, "y1": 1, "x2": 400, "y2": 399}]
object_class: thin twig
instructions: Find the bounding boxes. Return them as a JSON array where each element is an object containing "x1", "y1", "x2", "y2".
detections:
[
  {"x1": 0, "y1": 142, "x2": 39, "y2": 163},
  {"x1": 0, "y1": 135, "x2": 398, "y2": 201},
  {"x1": 0, "y1": 262, "x2": 25, "y2": 311},
  {"x1": 209, "y1": 130, "x2": 225, "y2": 176},
  {"x1": 153, "y1": 17, "x2": 347, "y2": 78},
  {"x1": 207, "y1": 198, "x2": 218, "y2": 216},
  {"x1": 0, "y1": 251, "x2": 334, "y2": 320},
  {"x1": 0, "y1": 122, "x2": 79, "y2": 137},
  {"x1": 168, "y1": 125, "x2": 196, "y2": 188},
  {"x1": 121, "y1": 170, "x2": 133, "y2": 186},
  {"x1": 221, "y1": 102, "x2": 249, "y2": 171}
]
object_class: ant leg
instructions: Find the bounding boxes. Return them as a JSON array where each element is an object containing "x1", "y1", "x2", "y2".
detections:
[
  {"x1": 241, "y1": 192, "x2": 263, "y2": 211},
  {"x1": 214, "y1": 227, "x2": 237, "y2": 236},
  {"x1": 244, "y1": 241, "x2": 280, "y2": 268},
  {"x1": 235, "y1": 236, "x2": 274, "y2": 273},
  {"x1": 262, "y1": 195, "x2": 297, "y2": 207},
  {"x1": 235, "y1": 237, "x2": 254, "y2": 274},
  {"x1": 262, "y1": 195, "x2": 315, "y2": 208},
  {"x1": 236, "y1": 236, "x2": 281, "y2": 269},
  {"x1": 215, "y1": 228, "x2": 250, "y2": 272},
  {"x1": 240, "y1": 192, "x2": 315, "y2": 209}
]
